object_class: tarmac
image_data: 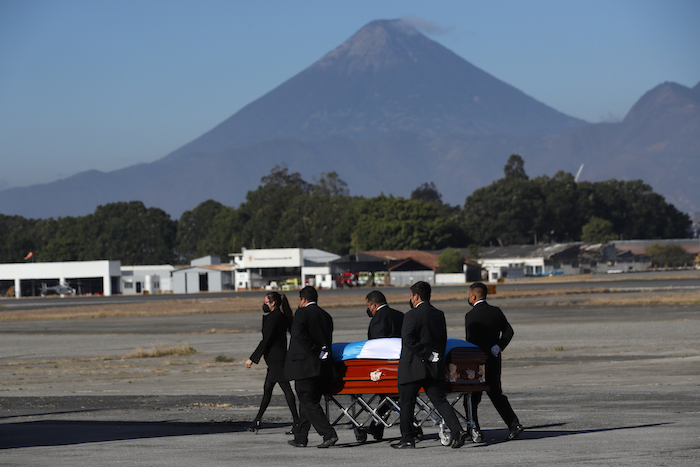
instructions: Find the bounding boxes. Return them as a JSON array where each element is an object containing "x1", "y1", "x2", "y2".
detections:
[{"x1": 1, "y1": 286, "x2": 699, "y2": 466}]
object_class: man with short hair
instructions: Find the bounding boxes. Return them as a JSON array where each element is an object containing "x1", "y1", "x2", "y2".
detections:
[
  {"x1": 392, "y1": 281, "x2": 469, "y2": 449},
  {"x1": 285, "y1": 286, "x2": 338, "y2": 448},
  {"x1": 365, "y1": 290, "x2": 404, "y2": 340},
  {"x1": 464, "y1": 282, "x2": 523, "y2": 442},
  {"x1": 359, "y1": 290, "x2": 405, "y2": 441}
]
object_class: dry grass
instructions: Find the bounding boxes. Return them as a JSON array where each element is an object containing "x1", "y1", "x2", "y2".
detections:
[
  {"x1": 2, "y1": 280, "x2": 700, "y2": 323},
  {"x1": 125, "y1": 343, "x2": 197, "y2": 359},
  {"x1": 214, "y1": 355, "x2": 235, "y2": 362}
]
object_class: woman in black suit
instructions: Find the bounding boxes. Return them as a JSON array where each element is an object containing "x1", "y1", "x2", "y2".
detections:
[{"x1": 245, "y1": 292, "x2": 300, "y2": 433}]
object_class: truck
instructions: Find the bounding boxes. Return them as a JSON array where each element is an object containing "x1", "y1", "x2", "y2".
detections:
[
  {"x1": 373, "y1": 271, "x2": 389, "y2": 286},
  {"x1": 339, "y1": 272, "x2": 358, "y2": 287},
  {"x1": 357, "y1": 271, "x2": 373, "y2": 287}
]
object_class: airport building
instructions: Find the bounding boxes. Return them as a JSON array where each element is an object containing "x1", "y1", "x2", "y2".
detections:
[
  {"x1": 171, "y1": 255, "x2": 235, "y2": 294},
  {"x1": 121, "y1": 264, "x2": 175, "y2": 295},
  {"x1": 476, "y1": 242, "x2": 653, "y2": 281},
  {"x1": 0, "y1": 260, "x2": 122, "y2": 297},
  {"x1": 230, "y1": 248, "x2": 340, "y2": 291}
]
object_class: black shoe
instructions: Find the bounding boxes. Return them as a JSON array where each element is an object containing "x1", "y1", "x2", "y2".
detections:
[
  {"x1": 414, "y1": 425, "x2": 424, "y2": 441},
  {"x1": 507, "y1": 424, "x2": 524, "y2": 441},
  {"x1": 391, "y1": 440, "x2": 415, "y2": 449},
  {"x1": 451, "y1": 431, "x2": 469, "y2": 449},
  {"x1": 317, "y1": 435, "x2": 338, "y2": 448},
  {"x1": 288, "y1": 439, "x2": 307, "y2": 448},
  {"x1": 246, "y1": 420, "x2": 261, "y2": 433},
  {"x1": 285, "y1": 423, "x2": 299, "y2": 435}
]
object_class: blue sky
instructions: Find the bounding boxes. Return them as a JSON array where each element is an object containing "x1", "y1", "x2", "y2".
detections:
[{"x1": 1, "y1": 0, "x2": 698, "y2": 190}]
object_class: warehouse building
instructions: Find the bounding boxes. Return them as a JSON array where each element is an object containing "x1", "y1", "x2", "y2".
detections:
[{"x1": 0, "y1": 260, "x2": 122, "y2": 297}]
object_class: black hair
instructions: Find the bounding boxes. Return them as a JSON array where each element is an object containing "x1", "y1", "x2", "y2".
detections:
[
  {"x1": 266, "y1": 291, "x2": 293, "y2": 330},
  {"x1": 410, "y1": 281, "x2": 431, "y2": 302},
  {"x1": 299, "y1": 285, "x2": 318, "y2": 303},
  {"x1": 470, "y1": 282, "x2": 488, "y2": 299},
  {"x1": 365, "y1": 290, "x2": 387, "y2": 305}
]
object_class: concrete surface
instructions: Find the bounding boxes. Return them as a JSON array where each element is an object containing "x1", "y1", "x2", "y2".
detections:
[{"x1": 1, "y1": 285, "x2": 699, "y2": 466}]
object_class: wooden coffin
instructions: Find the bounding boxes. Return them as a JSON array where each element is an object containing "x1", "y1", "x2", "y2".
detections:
[{"x1": 329, "y1": 346, "x2": 489, "y2": 395}]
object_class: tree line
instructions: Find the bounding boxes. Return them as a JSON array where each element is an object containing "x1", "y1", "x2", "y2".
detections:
[{"x1": 0, "y1": 156, "x2": 691, "y2": 265}]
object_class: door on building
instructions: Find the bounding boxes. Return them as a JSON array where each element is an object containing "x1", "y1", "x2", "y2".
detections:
[
  {"x1": 136, "y1": 282, "x2": 142, "y2": 294},
  {"x1": 199, "y1": 273, "x2": 209, "y2": 292}
]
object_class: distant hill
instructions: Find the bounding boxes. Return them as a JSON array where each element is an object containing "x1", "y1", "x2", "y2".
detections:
[{"x1": 1, "y1": 19, "x2": 698, "y2": 220}]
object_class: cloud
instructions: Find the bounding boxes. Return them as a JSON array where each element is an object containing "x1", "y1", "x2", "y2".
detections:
[{"x1": 401, "y1": 16, "x2": 454, "y2": 36}]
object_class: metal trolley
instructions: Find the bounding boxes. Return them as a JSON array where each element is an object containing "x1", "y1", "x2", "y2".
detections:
[{"x1": 325, "y1": 346, "x2": 489, "y2": 445}]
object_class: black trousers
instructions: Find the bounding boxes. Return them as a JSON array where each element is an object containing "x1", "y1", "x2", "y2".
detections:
[
  {"x1": 398, "y1": 377, "x2": 462, "y2": 442},
  {"x1": 294, "y1": 376, "x2": 336, "y2": 443},
  {"x1": 465, "y1": 355, "x2": 519, "y2": 429}
]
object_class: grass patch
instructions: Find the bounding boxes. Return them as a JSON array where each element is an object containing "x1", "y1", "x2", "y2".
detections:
[
  {"x1": 126, "y1": 343, "x2": 196, "y2": 359},
  {"x1": 215, "y1": 354, "x2": 235, "y2": 362},
  {"x1": 203, "y1": 328, "x2": 242, "y2": 334}
]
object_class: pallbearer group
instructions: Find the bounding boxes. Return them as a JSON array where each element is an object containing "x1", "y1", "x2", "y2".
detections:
[{"x1": 244, "y1": 281, "x2": 523, "y2": 448}]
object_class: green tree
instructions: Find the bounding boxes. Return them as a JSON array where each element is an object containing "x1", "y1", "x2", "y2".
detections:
[
  {"x1": 34, "y1": 217, "x2": 84, "y2": 262},
  {"x1": 462, "y1": 177, "x2": 542, "y2": 246},
  {"x1": 438, "y1": 247, "x2": 465, "y2": 273},
  {"x1": 581, "y1": 217, "x2": 616, "y2": 243},
  {"x1": 534, "y1": 171, "x2": 582, "y2": 243},
  {"x1": 237, "y1": 170, "x2": 313, "y2": 250},
  {"x1": 645, "y1": 244, "x2": 694, "y2": 267},
  {"x1": 81, "y1": 202, "x2": 177, "y2": 264},
  {"x1": 312, "y1": 171, "x2": 349, "y2": 197},
  {"x1": 260, "y1": 164, "x2": 312, "y2": 193},
  {"x1": 411, "y1": 182, "x2": 442, "y2": 204},
  {"x1": 467, "y1": 244, "x2": 481, "y2": 260},
  {"x1": 345, "y1": 196, "x2": 456, "y2": 252},
  {"x1": 0, "y1": 214, "x2": 38, "y2": 263},
  {"x1": 411, "y1": 181, "x2": 462, "y2": 222},
  {"x1": 578, "y1": 179, "x2": 690, "y2": 240},
  {"x1": 462, "y1": 156, "x2": 541, "y2": 246},
  {"x1": 504, "y1": 154, "x2": 528, "y2": 180},
  {"x1": 176, "y1": 200, "x2": 238, "y2": 262}
]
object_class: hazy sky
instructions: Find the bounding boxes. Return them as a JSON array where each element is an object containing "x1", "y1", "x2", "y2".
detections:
[{"x1": 1, "y1": 0, "x2": 698, "y2": 190}]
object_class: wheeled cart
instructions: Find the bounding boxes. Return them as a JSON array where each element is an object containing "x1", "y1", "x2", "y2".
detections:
[{"x1": 325, "y1": 339, "x2": 489, "y2": 445}]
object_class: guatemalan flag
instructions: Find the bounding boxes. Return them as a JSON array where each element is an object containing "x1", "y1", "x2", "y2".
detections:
[{"x1": 332, "y1": 338, "x2": 477, "y2": 361}]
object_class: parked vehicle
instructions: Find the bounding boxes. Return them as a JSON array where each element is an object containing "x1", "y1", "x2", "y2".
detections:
[
  {"x1": 357, "y1": 271, "x2": 373, "y2": 286},
  {"x1": 340, "y1": 272, "x2": 358, "y2": 287},
  {"x1": 373, "y1": 271, "x2": 389, "y2": 286},
  {"x1": 281, "y1": 277, "x2": 302, "y2": 290}
]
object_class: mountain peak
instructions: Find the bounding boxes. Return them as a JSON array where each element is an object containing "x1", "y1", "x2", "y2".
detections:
[
  {"x1": 624, "y1": 81, "x2": 700, "y2": 124},
  {"x1": 315, "y1": 20, "x2": 426, "y2": 73}
]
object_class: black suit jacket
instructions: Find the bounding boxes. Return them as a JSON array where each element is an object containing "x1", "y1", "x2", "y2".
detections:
[
  {"x1": 398, "y1": 301, "x2": 448, "y2": 384},
  {"x1": 284, "y1": 303, "x2": 334, "y2": 381},
  {"x1": 249, "y1": 310, "x2": 289, "y2": 364},
  {"x1": 464, "y1": 301, "x2": 514, "y2": 354},
  {"x1": 368, "y1": 305, "x2": 404, "y2": 339}
]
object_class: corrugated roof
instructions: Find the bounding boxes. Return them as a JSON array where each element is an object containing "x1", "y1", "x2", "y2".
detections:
[
  {"x1": 478, "y1": 243, "x2": 580, "y2": 260},
  {"x1": 361, "y1": 250, "x2": 440, "y2": 270}
]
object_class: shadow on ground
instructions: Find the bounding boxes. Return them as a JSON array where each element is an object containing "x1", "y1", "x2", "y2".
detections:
[{"x1": 0, "y1": 419, "x2": 255, "y2": 449}]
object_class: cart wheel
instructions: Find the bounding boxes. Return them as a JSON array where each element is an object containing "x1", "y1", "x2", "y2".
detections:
[
  {"x1": 439, "y1": 429, "x2": 452, "y2": 446},
  {"x1": 354, "y1": 427, "x2": 367, "y2": 444}
]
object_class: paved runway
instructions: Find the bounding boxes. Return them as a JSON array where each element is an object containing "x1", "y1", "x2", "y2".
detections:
[{"x1": 1, "y1": 275, "x2": 699, "y2": 466}]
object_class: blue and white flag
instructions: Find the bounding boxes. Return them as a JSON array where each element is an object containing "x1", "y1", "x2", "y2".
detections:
[{"x1": 332, "y1": 338, "x2": 477, "y2": 361}]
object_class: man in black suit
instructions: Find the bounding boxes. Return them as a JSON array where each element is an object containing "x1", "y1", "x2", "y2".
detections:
[
  {"x1": 284, "y1": 286, "x2": 338, "y2": 448},
  {"x1": 366, "y1": 290, "x2": 404, "y2": 340},
  {"x1": 464, "y1": 282, "x2": 523, "y2": 442},
  {"x1": 359, "y1": 290, "x2": 404, "y2": 441},
  {"x1": 392, "y1": 281, "x2": 469, "y2": 449}
]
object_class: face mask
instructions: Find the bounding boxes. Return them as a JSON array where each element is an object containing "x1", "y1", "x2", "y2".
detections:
[
  {"x1": 262, "y1": 304, "x2": 271, "y2": 313},
  {"x1": 366, "y1": 307, "x2": 373, "y2": 318}
]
